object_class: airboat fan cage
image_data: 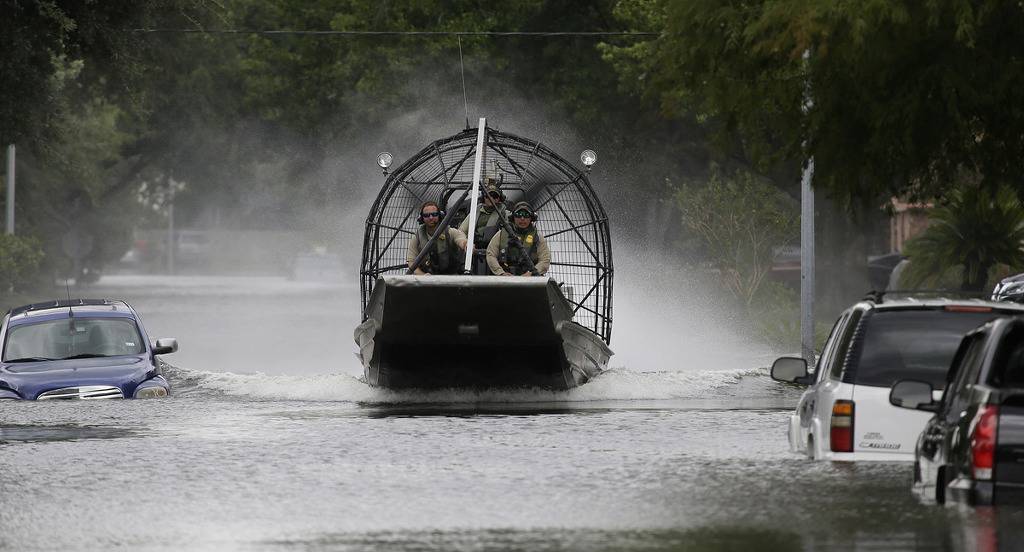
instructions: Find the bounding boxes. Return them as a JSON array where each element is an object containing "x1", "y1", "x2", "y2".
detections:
[{"x1": 360, "y1": 127, "x2": 614, "y2": 343}]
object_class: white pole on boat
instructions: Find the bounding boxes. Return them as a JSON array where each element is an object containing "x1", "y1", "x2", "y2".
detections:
[{"x1": 463, "y1": 117, "x2": 487, "y2": 273}]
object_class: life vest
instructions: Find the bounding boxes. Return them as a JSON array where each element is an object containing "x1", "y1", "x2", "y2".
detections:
[
  {"x1": 416, "y1": 225, "x2": 458, "y2": 274},
  {"x1": 498, "y1": 226, "x2": 540, "y2": 275},
  {"x1": 471, "y1": 207, "x2": 501, "y2": 248}
]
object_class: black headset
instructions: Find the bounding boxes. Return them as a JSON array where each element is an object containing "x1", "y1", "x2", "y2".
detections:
[
  {"x1": 483, "y1": 188, "x2": 506, "y2": 202},
  {"x1": 417, "y1": 202, "x2": 446, "y2": 224}
]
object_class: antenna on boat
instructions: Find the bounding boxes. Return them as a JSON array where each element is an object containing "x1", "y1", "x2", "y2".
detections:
[
  {"x1": 459, "y1": 36, "x2": 470, "y2": 130},
  {"x1": 462, "y1": 117, "x2": 487, "y2": 274}
]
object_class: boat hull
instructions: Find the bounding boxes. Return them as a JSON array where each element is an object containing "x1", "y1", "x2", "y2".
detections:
[{"x1": 354, "y1": 276, "x2": 612, "y2": 390}]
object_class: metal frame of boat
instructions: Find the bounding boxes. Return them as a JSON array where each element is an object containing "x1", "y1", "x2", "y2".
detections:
[{"x1": 355, "y1": 120, "x2": 613, "y2": 389}]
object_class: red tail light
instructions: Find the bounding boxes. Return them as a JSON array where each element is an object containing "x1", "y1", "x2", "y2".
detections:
[
  {"x1": 971, "y1": 404, "x2": 999, "y2": 480},
  {"x1": 830, "y1": 400, "x2": 855, "y2": 453},
  {"x1": 944, "y1": 305, "x2": 993, "y2": 313}
]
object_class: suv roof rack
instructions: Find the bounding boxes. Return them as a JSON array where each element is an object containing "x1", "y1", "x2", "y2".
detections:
[
  {"x1": 7, "y1": 299, "x2": 123, "y2": 317},
  {"x1": 862, "y1": 289, "x2": 988, "y2": 303}
]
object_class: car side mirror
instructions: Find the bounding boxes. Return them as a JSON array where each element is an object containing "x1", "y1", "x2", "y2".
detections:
[
  {"x1": 153, "y1": 338, "x2": 179, "y2": 355},
  {"x1": 889, "y1": 380, "x2": 938, "y2": 412},
  {"x1": 770, "y1": 356, "x2": 810, "y2": 385}
]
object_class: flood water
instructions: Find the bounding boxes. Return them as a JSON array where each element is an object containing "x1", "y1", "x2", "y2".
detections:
[{"x1": 2, "y1": 274, "x2": 1023, "y2": 551}]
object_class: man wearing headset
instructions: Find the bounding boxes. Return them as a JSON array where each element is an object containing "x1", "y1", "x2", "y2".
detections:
[
  {"x1": 458, "y1": 178, "x2": 506, "y2": 275},
  {"x1": 407, "y1": 200, "x2": 468, "y2": 275},
  {"x1": 486, "y1": 201, "x2": 550, "y2": 277}
]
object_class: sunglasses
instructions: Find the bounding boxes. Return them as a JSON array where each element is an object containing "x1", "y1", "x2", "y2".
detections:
[
  {"x1": 513, "y1": 211, "x2": 532, "y2": 218},
  {"x1": 421, "y1": 212, "x2": 440, "y2": 218}
]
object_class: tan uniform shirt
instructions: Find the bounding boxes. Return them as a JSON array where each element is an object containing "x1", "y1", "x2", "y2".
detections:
[
  {"x1": 406, "y1": 226, "x2": 468, "y2": 268},
  {"x1": 485, "y1": 228, "x2": 551, "y2": 275},
  {"x1": 458, "y1": 206, "x2": 501, "y2": 245}
]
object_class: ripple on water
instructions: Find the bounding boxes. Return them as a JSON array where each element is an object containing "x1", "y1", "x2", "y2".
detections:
[{"x1": 162, "y1": 363, "x2": 794, "y2": 405}]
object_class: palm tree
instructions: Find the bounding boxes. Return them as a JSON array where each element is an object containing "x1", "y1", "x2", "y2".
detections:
[{"x1": 902, "y1": 185, "x2": 1024, "y2": 292}]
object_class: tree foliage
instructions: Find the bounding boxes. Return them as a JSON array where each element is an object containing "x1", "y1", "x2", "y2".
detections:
[
  {"x1": 902, "y1": 185, "x2": 1024, "y2": 292},
  {"x1": 0, "y1": 0, "x2": 217, "y2": 146},
  {"x1": 604, "y1": 0, "x2": 1024, "y2": 204}
]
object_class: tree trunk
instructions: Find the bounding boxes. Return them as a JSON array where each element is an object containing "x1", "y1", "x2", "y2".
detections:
[{"x1": 962, "y1": 263, "x2": 991, "y2": 292}]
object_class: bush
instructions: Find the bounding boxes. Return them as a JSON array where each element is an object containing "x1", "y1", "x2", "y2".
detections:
[
  {"x1": 0, "y1": 234, "x2": 45, "y2": 293},
  {"x1": 902, "y1": 185, "x2": 1024, "y2": 291},
  {"x1": 675, "y1": 167, "x2": 799, "y2": 309},
  {"x1": 749, "y1": 281, "x2": 833, "y2": 351}
]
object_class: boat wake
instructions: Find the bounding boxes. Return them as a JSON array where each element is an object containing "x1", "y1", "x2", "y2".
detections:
[{"x1": 164, "y1": 363, "x2": 778, "y2": 404}]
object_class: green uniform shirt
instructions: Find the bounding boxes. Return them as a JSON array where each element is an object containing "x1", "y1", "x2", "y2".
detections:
[{"x1": 485, "y1": 227, "x2": 551, "y2": 275}]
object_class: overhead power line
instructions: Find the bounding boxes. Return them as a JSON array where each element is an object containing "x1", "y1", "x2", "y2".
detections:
[{"x1": 131, "y1": 29, "x2": 657, "y2": 37}]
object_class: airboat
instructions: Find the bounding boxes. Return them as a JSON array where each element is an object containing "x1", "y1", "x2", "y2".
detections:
[{"x1": 354, "y1": 119, "x2": 613, "y2": 390}]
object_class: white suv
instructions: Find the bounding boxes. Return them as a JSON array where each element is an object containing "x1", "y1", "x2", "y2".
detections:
[{"x1": 771, "y1": 296, "x2": 1024, "y2": 461}]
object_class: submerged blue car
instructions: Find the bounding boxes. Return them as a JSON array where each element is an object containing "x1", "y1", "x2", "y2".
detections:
[{"x1": 0, "y1": 299, "x2": 177, "y2": 400}]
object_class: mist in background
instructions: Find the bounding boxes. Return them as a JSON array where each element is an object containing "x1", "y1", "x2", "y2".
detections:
[
  {"x1": 4, "y1": 3, "x2": 857, "y2": 381},
  {"x1": 94, "y1": 76, "x2": 772, "y2": 380}
]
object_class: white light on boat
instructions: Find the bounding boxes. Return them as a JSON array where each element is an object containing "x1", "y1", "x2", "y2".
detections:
[
  {"x1": 580, "y1": 149, "x2": 597, "y2": 167},
  {"x1": 376, "y1": 152, "x2": 393, "y2": 169}
]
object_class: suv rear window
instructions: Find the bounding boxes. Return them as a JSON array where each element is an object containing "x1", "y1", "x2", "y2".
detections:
[
  {"x1": 990, "y1": 324, "x2": 1024, "y2": 388},
  {"x1": 843, "y1": 309, "x2": 1000, "y2": 388}
]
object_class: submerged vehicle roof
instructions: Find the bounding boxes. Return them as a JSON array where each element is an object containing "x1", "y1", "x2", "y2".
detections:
[
  {"x1": 858, "y1": 291, "x2": 1024, "y2": 312},
  {"x1": 7, "y1": 299, "x2": 136, "y2": 322}
]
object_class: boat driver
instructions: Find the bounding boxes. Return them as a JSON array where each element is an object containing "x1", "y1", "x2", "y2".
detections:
[
  {"x1": 486, "y1": 201, "x2": 550, "y2": 277},
  {"x1": 458, "y1": 178, "x2": 506, "y2": 275},
  {"x1": 407, "y1": 200, "x2": 468, "y2": 275}
]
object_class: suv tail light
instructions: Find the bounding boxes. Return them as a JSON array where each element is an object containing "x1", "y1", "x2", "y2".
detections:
[
  {"x1": 971, "y1": 404, "x2": 999, "y2": 480},
  {"x1": 830, "y1": 400, "x2": 855, "y2": 453}
]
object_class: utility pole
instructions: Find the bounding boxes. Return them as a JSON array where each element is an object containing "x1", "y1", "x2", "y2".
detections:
[
  {"x1": 5, "y1": 144, "x2": 14, "y2": 235},
  {"x1": 800, "y1": 50, "x2": 816, "y2": 365},
  {"x1": 800, "y1": 159, "x2": 815, "y2": 364},
  {"x1": 166, "y1": 182, "x2": 175, "y2": 275}
]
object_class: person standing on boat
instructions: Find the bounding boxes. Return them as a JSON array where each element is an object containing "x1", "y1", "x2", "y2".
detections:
[
  {"x1": 407, "y1": 201, "x2": 468, "y2": 275},
  {"x1": 459, "y1": 178, "x2": 506, "y2": 275},
  {"x1": 486, "y1": 201, "x2": 550, "y2": 276}
]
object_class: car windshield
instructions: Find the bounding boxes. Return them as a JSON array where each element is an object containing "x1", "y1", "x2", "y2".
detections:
[
  {"x1": 845, "y1": 309, "x2": 1000, "y2": 389},
  {"x1": 3, "y1": 318, "x2": 144, "y2": 361}
]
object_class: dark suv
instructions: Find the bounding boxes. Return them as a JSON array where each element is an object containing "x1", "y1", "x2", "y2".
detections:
[{"x1": 891, "y1": 316, "x2": 1024, "y2": 504}]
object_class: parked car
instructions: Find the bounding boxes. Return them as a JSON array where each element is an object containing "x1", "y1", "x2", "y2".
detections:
[
  {"x1": 992, "y1": 272, "x2": 1024, "y2": 303},
  {"x1": 0, "y1": 299, "x2": 177, "y2": 400},
  {"x1": 771, "y1": 294, "x2": 1024, "y2": 461},
  {"x1": 891, "y1": 316, "x2": 1024, "y2": 504}
]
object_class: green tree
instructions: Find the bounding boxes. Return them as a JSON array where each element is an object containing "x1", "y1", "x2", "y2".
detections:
[
  {"x1": 675, "y1": 167, "x2": 799, "y2": 308},
  {"x1": 902, "y1": 185, "x2": 1024, "y2": 292},
  {"x1": 603, "y1": 1, "x2": 1024, "y2": 204},
  {"x1": 0, "y1": 0, "x2": 218, "y2": 146}
]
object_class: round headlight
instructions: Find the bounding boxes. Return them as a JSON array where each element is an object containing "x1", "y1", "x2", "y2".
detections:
[
  {"x1": 580, "y1": 149, "x2": 597, "y2": 167},
  {"x1": 377, "y1": 152, "x2": 393, "y2": 169},
  {"x1": 134, "y1": 386, "x2": 168, "y2": 399}
]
